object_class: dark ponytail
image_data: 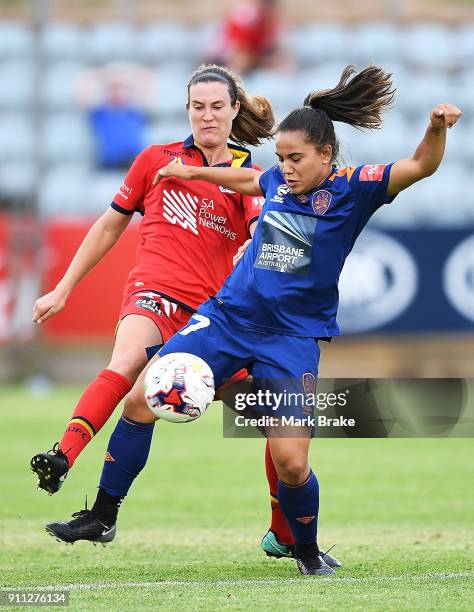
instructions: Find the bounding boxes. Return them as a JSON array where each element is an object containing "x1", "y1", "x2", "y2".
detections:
[
  {"x1": 278, "y1": 64, "x2": 395, "y2": 162},
  {"x1": 187, "y1": 64, "x2": 275, "y2": 147}
]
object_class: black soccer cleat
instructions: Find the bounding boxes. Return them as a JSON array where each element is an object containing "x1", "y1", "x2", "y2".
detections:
[
  {"x1": 295, "y1": 545, "x2": 336, "y2": 576},
  {"x1": 45, "y1": 508, "x2": 116, "y2": 545},
  {"x1": 30, "y1": 443, "x2": 69, "y2": 495}
]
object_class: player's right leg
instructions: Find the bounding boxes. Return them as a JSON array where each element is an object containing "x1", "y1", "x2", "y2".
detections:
[
  {"x1": 45, "y1": 305, "x2": 251, "y2": 543},
  {"x1": 30, "y1": 313, "x2": 162, "y2": 495}
]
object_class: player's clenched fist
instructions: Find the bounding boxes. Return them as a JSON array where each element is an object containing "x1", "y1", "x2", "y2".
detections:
[
  {"x1": 153, "y1": 158, "x2": 195, "y2": 185},
  {"x1": 430, "y1": 103, "x2": 462, "y2": 130},
  {"x1": 32, "y1": 287, "x2": 68, "y2": 324}
]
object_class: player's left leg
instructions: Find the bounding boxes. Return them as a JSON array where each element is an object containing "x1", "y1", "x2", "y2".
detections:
[
  {"x1": 266, "y1": 435, "x2": 335, "y2": 575},
  {"x1": 253, "y1": 334, "x2": 338, "y2": 575}
]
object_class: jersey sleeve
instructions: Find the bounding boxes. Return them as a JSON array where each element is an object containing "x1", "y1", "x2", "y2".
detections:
[
  {"x1": 258, "y1": 166, "x2": 276, "y2": 196},
  {"x1": 350, "y1": 163, "x2": 396, "y2": 219},
  {"x1": 243, "y1": 195, "x2": 265, "y2": 233},
  {"x1": 111, "y1": 145, "x2": 155, "y2": 216}
]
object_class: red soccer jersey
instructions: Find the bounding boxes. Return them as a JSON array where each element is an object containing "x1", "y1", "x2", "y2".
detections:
[{"x1": 111, "y1": 136, "x2": 264, "y2": 310}]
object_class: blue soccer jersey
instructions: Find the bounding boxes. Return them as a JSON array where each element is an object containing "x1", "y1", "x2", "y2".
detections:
[{"x1": 205, "y1": 162, "x2": 396, "y2": 338}]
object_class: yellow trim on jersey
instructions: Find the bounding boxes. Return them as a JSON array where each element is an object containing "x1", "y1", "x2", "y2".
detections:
[
  {"x1": 115, "y1": 319, "x2": 122, "y2": 337},
  {"x1": 191, "y1": 141, "x2": 250, "y2": 168},
  {"x1": 69, "y1": 418, "x2": 94, "y2": 439},
  {"x1": 270, "y1": 494, "x2": 279, "y2": 504},
  {"x1": 229, "y1": 148, "x2": 249, "y2": 168}
]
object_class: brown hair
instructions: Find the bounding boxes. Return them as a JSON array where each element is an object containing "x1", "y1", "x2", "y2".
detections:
[
  {"x1": 187, "y1": 64, "x2": 275, "y2": 147},
  {"x1": 278, "y1": 64, "x2": 395, "y2": 162}
]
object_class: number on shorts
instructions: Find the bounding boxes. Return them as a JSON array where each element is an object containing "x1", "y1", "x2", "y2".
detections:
[{"x1": 179, "y1": 314, "x2": 210, "y2": 336}]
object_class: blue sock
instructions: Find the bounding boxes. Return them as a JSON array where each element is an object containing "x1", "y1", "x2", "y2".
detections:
[
  {"x1": 277, "y1": 470, "x2": 319, "y2": 547},
  {"x1": 91, "y1": 416, "x2": 154, "y2": 525}
]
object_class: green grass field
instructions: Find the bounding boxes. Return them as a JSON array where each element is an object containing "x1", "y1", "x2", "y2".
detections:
[{"x1": 0, "y1": 385, "x2": 473, "y2": 610}]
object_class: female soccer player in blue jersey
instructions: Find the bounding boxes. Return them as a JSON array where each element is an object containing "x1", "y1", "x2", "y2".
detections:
[{"x1": 45, "y1": 65, "x2": 461, "y2": 576}]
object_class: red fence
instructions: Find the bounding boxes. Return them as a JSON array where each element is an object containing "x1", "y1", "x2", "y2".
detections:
[
  {"x1": 41, "y1": 218, "x2": 140, "y2": 342},
  {"x1": 0, "y1": 214, "x2": 140, "y2": 344}
]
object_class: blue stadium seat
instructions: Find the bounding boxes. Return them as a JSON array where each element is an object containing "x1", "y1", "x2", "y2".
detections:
[
  {"x1": 450, "y1": 70, "x2": 474, "y2": 116},
  {"x1": 246, "y1": 70, "x2": 295, "y2": 117},
  {"x1": 40, "y1": 23, "x2": 86, "y2": 61},
  {"x1": 0, "y1": 114, "x2": 33, "y2": 162},
  {"x1": 40, "y1": 61, "x2": 85, "y2": 111},
  {"x1": 151, "y1": 64, "x2": 191, "y2": 117},
  {"x1": 38, "y1": 165, "x2": 90, "y2": 217},
  {"x1": 86, "y1": 23, "x2": 137, "y2": 63},
  {"x1": 289, "y1": 23, "x2": 351, "y2": 67},
  {"x1": 369, "y1": 187, "x2": 420, "y2": 228},
  {"x1": 88, "y1": 170, "x2": 127, "y2": 214},
  {"x1": 401, "y1": 24, "x2": 456, "y2": 69},
  {"x1": 0, "y1": 161, "x2": 35, "y2": 199},
  {"x1": 0, "y1": 22, "x2": 32, "y2": 59},
  {"x1": 41, "y1": 113, "x2": 92, "y2": 165},
  {"x1": 193, "y1": 22, "x2": 218, "y2": 58},
  {"x1": 336, "y1": 120, "x2": 409, "y2": 168},
  {"x1": 397, "y1": 72, "x2": 450, "y2": 117},
  {"x1": 455, "y1": 24, "x2": 474, "y2": 67},
  {"x1": 145, "y1": 120, "x2": 190, "y2": 146},
  {"x1": 0, "y1": 60, "x2": 34, "y2": 109},
  {"x1": 408, "y1": 165, "x2": 469, "y2": 226},
  {"x1": 351, "y1": 23, "x2": 401, "y2": 65},
  {"x1": 251, "y1": 138, "x2": 276, "y2": 171},
  {"x1": 136, "y1": 22, "x2": 195, "y2": 64}
]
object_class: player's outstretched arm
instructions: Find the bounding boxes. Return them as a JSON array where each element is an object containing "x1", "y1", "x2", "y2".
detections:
[
  {"x1": 32, "y1": 208, "x2": 132, "y2": 324},
  {"x1": 155, "y1": 159, "x2": 263, "y2": 196},
  {"x1": 387, "y1": 103, "x2": 462, "y2": 196}
]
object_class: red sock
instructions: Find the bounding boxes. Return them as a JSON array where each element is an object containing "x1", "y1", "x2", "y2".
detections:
[
  {"x1": 59, "y1": 369, "x2": 132, "y2": 468},
  {"x1": 264, "y1": 440, "x2": 295, "y2": 545}
]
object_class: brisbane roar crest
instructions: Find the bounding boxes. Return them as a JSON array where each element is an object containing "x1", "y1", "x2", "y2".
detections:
[
  {"x1": 311, "y1": 190, "x2": 332, "y2": 215},
  {"x1": 302, "y1": 372, "x2": 316, "y2": 397}
]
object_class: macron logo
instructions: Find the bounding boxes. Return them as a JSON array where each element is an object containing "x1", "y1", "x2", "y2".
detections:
[{"x1": 162, "y1": 189, "x2": 199, "y2": 235}]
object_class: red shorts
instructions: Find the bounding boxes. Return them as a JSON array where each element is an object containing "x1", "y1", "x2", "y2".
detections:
[
  {"x1": 119, "y1": 289, "x2": 249, "y2": 388},
  {"x1": 119, "y1": 290, "x2": 193, "y2": 343}
]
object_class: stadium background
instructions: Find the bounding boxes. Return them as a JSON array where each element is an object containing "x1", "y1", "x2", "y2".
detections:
[
  {"x1": 0, "y1": 2, "x2": 473, "y2": 609},
  {"x1": 0, "y1": 0, "x2": 473, "y2": 382}
]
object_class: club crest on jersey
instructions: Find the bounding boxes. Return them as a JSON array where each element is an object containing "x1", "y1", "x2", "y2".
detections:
[
  {"x1": 311, "y1": 190, "x2": 332, "y2": 215},
  {"x1": 302, "y1": 372, "x2": 316, "y2": 396},
  {"x1": 302, "y1": 372, "x2": 316, "y2": 416},
  {"x1": 270, "y1": 183, "x2": 291, "y2": 203}
]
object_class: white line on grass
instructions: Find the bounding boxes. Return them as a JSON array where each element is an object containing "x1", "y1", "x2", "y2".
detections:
[{"x1": 3, "y1": 572, "x2": 473, "y2": 591}]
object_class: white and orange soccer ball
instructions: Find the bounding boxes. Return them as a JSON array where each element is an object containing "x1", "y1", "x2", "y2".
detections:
[{"x1": 144, "y1": 353, "x2": 215, "y2": 423}]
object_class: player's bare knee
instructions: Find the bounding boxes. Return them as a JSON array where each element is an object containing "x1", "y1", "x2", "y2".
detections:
[
  {"x1": 123, "y1": 387, "x2": 155, "y2": 423},
  {"x1": 278, "y1": 459, "x2": 309, "y2": 486},
  {"x1": 107, "y1": 351, "x2": 148, "y2": 382}
]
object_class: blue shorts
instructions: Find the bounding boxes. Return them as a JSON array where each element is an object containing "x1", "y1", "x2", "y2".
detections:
[{"x1": 149, "y1": 299, "x2": 320, "y2": 422}]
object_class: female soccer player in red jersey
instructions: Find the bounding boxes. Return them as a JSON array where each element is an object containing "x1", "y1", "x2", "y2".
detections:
[
  {"x1": 43, "y1": 65, "x2": 461, "y2": 576},
  {"x1": 30, "y1": 63, "x2": 272, "y2": 479}
]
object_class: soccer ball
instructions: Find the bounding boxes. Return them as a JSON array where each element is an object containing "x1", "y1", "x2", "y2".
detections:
[{"x1": 144, "y1": 353, "x2": 215, "y2": 423}]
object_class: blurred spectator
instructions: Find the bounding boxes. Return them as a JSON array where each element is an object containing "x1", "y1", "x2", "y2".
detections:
[
  {"x1": 208, "y1": 0, "x2": 289, "y2": 74},
  {"x1": 78, "y1": 63, "x2": 151, "y2": 171}
]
